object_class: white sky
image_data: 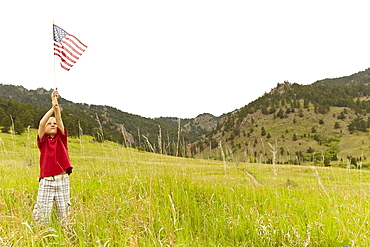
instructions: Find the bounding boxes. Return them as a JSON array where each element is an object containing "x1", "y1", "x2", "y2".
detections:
[{"x1": 1, "y1": 1, "x2": 370, "y2": 118}]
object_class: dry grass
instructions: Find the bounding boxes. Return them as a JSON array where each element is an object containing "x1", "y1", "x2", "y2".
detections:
[{"x1": 0, "y1": 130, "x2": 370, "y2": 246}]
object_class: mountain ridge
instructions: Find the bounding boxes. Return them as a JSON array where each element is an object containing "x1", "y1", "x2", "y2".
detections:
[
  {"x1": 2, "y1": 67, "x2": 370, "y2": 163},
  {"x1": 0, "y1": 83, "x2": 221, "y2": 156}
]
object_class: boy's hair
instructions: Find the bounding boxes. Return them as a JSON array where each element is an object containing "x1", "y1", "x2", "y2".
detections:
[{"x1": 46, "y1": 117, "x2": 56, "y2": 126}]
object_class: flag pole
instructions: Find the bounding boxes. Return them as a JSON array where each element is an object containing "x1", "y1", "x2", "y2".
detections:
[{"x1": 53, "y1": 19, "x2": 57, "y2": 90}]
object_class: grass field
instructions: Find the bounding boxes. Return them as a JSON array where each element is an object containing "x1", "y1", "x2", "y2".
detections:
[{"x1": 1, "y1": 130, "x2": 370, "y2": 246}]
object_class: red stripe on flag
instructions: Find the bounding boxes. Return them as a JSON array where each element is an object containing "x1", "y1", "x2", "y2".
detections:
[
  {"x1": 62, "y1": 39, "x2": 82, "y2": 56},
  {"x1": 60, "y1": 63, "x2": 70, "y2": 71},
  {"x1": 54, "y1": 54, "x2": 71, "y2": 71},
  {"x1": 61, "y1": 40, "x2": 83, "y2": 58},
  {"x1": 54, "y1": 46, "x2": 77, "y2": 64},
  {"x1": 54, "y1": 52, "x2": 74, "y2": 68},
  {"x1": 65, "y1": 35, "x2": 87, "y2": 52},
  {"x1": 58, "y1": 42, "x2": 81, "y2": 60},
  {"x1": 69, "y1": 34, "x2": 88, "y2": 49}
]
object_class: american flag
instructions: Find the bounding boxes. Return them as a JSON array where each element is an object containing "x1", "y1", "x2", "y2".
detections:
[{"x1": 53, "y1": 25, "x2": 87, "y2": 71}]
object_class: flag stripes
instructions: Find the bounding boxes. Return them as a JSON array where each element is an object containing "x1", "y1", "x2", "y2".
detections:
[{"x1": 53, "y1": 25, "x2": 87, "y2": 71}]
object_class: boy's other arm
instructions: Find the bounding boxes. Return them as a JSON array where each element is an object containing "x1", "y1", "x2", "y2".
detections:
[{"x1": 38, "y1": 107, "x2": 54, "y2": 140}]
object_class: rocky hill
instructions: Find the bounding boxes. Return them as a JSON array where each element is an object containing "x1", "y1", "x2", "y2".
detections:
[{"x1": 191, "y1": 68, "x2": 370, "y2": 168}]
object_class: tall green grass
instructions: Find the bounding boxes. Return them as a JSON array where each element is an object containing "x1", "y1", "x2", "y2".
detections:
[{"x1": 0, "y1": 130, "x2": 370, "y2": 246}]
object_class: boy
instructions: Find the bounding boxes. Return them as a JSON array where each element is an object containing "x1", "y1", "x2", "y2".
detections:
[{"x1": 33, "y1": 89, "x2": 73, "y2": 225}]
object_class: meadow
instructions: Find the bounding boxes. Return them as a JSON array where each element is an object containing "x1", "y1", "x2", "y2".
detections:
[{"x1": 1, "y1": 130, "x2": 370, "y2": 246}]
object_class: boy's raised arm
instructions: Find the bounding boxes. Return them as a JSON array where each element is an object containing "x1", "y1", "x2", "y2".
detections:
[
  {"x1": 37, "y1": 89, "x2": 65, "y2": 139},
  {"x1": 52, "y1": 89, "x2": 65, "y2": 134}
]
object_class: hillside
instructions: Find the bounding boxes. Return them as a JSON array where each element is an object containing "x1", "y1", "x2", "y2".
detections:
[
  {"x1": 2, "y1": 67, "x2": 370, "y2": 163},
  {"x1": 0, "y1": 84, "x2": 221, "y2": 156},
  {"x1": 192, "y1": 68, "x2": 370, "y2": 168}
]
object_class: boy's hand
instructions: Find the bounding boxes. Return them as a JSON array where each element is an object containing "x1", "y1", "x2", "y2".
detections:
[
  {"x1": 52, "y1": 89, "x2": 59, "y2": 108},
  {"x1": 52, "y1": 89, "x2": 59, "y2": 99}
]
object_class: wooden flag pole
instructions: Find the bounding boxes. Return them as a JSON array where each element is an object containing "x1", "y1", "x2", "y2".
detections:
[{"x1": 53, "y1": 19, "x2": 57, "y2": 90}]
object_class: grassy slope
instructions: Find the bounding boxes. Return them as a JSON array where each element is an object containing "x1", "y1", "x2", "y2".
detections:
[
  {"x1": 196, "y1": 104, "x2": 370, "y2": 168},
  {"x1": 0, "y1": 130, "x2": 370, "y2": 246}
]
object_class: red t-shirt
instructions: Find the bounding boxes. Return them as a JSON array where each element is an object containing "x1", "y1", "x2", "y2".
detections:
[{"x1": 37, "y1": 128, "x2": 73, "y2": 178}]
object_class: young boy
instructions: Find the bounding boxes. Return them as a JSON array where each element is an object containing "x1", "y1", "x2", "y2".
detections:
[{"x1": 33, "y1": 89, "x2": 73, "y2": 225}]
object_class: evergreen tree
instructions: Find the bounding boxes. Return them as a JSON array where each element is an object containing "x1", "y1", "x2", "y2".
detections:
[
  {"x1": 261, "y1": 127, "x2": 266, "y2": 136},
  {"x1": 293, "y1": 133, "x2": 297, "y2": 141}
]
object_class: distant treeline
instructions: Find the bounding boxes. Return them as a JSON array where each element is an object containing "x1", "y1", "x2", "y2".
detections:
[{"x1": 0, "y1": 84, "x2": 218, "y2": 157}]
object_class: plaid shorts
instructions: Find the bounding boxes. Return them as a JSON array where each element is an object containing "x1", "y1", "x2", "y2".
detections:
[{"x1": 33, "y1": 175, "x2": 71, "y2": 225}]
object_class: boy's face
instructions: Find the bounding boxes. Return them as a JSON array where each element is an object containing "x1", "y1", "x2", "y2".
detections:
[{"x1": 45, "y1": 118, "x2": 58, "y2": 137}]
